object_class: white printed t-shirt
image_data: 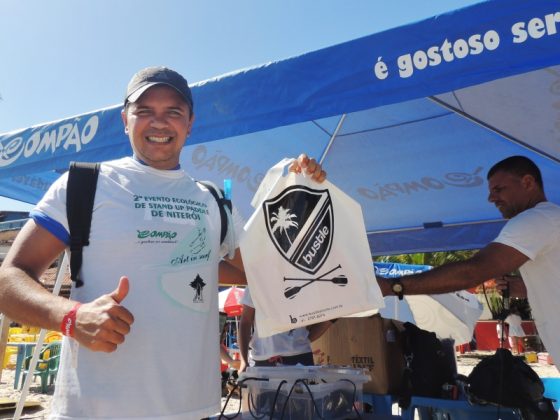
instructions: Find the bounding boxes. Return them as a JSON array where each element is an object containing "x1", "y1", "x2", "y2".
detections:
[
  {"x1": 493, "y1": 201, "x2": 560, "y2": 370},
  {"x1": 33, "y1": 157, "x2": 244, "y2": 420},
  {"x1": 240, "y1": 287, "x2": 312, "y2": 361}
]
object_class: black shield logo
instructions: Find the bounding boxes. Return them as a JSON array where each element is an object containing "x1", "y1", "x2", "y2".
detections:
[{"x1": 263, "y1": 185, "x2": 333, "y2": 274}]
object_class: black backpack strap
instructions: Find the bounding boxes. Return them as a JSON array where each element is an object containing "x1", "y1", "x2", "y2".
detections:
[
  {"x1": 197, "y1": 180, "x2": 232, "y2": 245},
  {"x1": 66, "y1": 162, "x2": 100, "y2": 288}
]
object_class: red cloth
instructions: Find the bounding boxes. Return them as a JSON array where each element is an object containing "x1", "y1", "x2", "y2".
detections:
[{"x1": 220, "y1": 344, "x2": 229, "y2": 372}]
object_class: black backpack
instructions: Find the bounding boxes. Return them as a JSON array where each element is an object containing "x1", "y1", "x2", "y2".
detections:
[
  {"x1": 66, "y1": 161, "x2": 232, "y2": 288},
  {"x1": 468, "y1": 348, "x2": 558, "y2": 419},
  {"x1": 397, "y1": 322, "x2": 456, "y2": 409}
]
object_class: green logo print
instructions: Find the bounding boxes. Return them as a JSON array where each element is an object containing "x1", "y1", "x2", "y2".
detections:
[{"x1": 137, "y1": 230, "x2": 178, "y2": 239}]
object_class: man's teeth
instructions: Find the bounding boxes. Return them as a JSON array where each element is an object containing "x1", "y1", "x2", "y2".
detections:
[{"x1": 147, "y1": 136, "x2": 171, "y2": 143}]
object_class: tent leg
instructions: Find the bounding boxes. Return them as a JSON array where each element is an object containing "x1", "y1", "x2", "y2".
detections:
[{"x1": 14, "y1": 252, "x2": 67, "y2": 420}]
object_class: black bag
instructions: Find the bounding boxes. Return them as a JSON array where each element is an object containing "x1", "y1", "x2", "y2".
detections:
[
  {"x1": 398, "y1": 322, "x2": 456, "y2": 409},
  {"x1": 468, "y1": 348, "x2": 558, "y2": 419}
]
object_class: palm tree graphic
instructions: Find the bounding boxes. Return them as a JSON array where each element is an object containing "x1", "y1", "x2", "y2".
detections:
[{"x1": 270, "y1": 206, "x2": 299, "y2": 246}]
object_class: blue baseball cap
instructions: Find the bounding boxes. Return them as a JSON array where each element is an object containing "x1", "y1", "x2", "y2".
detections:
[{"x1": 125, "y1": 66, "x2": 194, "y2": 112}]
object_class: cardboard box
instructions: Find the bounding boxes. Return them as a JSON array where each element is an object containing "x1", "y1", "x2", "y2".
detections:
[{"x1": 311, "y1": 315, "x2": 404, "y2": 394}]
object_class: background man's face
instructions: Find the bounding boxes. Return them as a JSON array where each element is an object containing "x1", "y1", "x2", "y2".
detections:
[{"x1": 487, "y1": 170, "x2": 530, "y2": 219}]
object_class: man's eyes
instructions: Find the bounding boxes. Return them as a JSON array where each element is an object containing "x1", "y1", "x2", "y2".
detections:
[{"x1": 134, "y1": 109, "x2": 184, "y2": 117}]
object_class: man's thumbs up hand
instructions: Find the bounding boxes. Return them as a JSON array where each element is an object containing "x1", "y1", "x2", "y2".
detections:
[
  {"x1": 71, "y1": 276, "x2": 135, "y2": 352},
  {"x1": 110, "y1": 276, "x2": 130, "y2": 304}
]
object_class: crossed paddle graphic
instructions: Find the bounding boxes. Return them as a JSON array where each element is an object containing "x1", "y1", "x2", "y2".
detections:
[{"x1": 283, "y1": 264, "x2": 347, "y2": 299}]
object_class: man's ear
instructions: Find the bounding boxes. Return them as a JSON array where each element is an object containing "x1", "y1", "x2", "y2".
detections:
[
  {"x1": 186, "y1": 114, "x2": 195, "y2": 137},
  {"x1": 121, "y1": 109, "x2": 129, "y2": 134},
  {"x1": 521, "y1": 174, "x2": 537, "y2": 190}
]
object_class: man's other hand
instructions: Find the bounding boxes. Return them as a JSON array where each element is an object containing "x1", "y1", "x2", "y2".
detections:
[
  {"x1": 495, "y1": 275, "x2": 527, "y2": 299},
  {"x1": 289, "y1": 154, "x2": 327, "y2": 183}
]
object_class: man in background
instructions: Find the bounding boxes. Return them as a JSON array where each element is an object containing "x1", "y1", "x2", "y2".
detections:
[
  {"x1": 378, "y1": 155, "x2": 560, "y2": 372},
  {"x1": 238, "y1": 285, "x2": 334, "y2": 371}
]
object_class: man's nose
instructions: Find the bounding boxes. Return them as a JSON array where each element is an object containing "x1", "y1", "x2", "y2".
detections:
[{"x1": 150, "y1": 114, "x2": 169, "y2": 128}]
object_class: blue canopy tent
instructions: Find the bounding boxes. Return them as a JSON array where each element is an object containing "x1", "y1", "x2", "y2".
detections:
[{"x1": 1, "y1": 0, "x2": 559, "y2": 257}]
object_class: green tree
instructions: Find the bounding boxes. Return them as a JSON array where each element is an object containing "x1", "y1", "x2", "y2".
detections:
[{"x1": 375, "y1": 250, "x2": 477, "y2": 266}]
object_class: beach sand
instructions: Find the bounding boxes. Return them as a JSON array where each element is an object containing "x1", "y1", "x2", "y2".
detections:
[{"x1": 1, "y1": 351, "x2": 558, "y2": 419}]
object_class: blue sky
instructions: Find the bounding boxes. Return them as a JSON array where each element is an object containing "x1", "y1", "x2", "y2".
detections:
[{"x1": 0, "y1": 0, "x2": 482, "y2": 211}]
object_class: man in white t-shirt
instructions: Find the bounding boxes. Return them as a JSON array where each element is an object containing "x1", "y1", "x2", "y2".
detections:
[
  {"x1": 377, "y1": 155, "x2": 560, "y2": 372},
  {"x1": 0, "y1": 66, "x2": 327, "y2": 420},
  {"x1": 238, "y1": 286, "x2": 333, "y2": 371}
]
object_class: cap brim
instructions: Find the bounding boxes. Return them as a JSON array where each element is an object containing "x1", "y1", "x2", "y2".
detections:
[
  {"x1": 126, "y1": 83, "x2": 159, "y2": 104},
  {"x1": 126, "y1": 82, "x2": 192, "y2": 109}
]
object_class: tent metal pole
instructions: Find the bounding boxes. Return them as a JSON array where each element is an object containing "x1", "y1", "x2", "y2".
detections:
[
  {"x1": 14, "y1": 252, "x2": 67, "y2": 420},
  {"x1": 367, "y1": 218, "x2": 505, "y2": 235},
  {"x1": 429, "y1": 96, "x2": 560, "y2": 164},
  {"x1": 0, "y1": 314, "x2": 10, "y2": 383},
  {"x1": 319, "y1": 114, "x2": 346, "y2": 165}
]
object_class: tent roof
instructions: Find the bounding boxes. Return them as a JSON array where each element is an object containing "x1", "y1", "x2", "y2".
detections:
[{"x1": 1, "y1": 0, "x2": 560, "y2": 255}]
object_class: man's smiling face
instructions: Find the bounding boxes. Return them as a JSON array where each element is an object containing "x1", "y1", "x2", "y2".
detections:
[{"x1": 122, "y1": 85, "x2": 194, "y2": 170}]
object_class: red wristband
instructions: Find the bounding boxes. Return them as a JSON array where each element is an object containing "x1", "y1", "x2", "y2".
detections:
[{"x1": 61, "y1": 303, "x2": 82, "y2": 337}]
